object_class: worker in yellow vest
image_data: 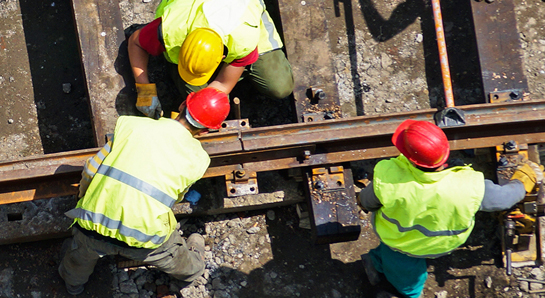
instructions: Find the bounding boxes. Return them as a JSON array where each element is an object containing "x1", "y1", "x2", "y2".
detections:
[
  {"x1": 359, "y1": 119, "x2": 543, "y2": 298},
  {"x1": 127, "y1": 0, "x2": 294, "y2": 119},
  {"x1": 58, "y1": 87, "x2": 230, "y2": 295}
]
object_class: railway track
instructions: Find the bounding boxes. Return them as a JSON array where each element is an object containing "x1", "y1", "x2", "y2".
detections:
[{"x1": 0, "y1": 0, "x2": 542, "y2": 246}]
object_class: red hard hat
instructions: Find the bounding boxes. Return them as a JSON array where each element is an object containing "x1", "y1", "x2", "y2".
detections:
[
  {"x1": 186, "y1": 87, "x2": 230, "y2": 129},
  {"x1": 392, "y1": 120, "x2": 450, "y2": 168}
]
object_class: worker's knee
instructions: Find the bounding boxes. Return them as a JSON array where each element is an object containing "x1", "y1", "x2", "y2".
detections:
[{"x1": 263, "y1": 80, "x2": 294, "y2": 99}]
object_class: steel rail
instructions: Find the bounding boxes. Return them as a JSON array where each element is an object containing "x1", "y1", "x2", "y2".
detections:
[{"x1": 2, "y1": 99, "x2": 545, "y2": 204}]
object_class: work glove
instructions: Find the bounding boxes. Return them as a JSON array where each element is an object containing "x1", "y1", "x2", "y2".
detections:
[
  {"x1": 505, "y1": 208, "x2": 536, "y2": 234},
  {"x1": 135, "y1": 83, "x2": 162, "y2": 119},
  {"x1": 511, "y1": 160, "x2": 544, "y2": 193}
]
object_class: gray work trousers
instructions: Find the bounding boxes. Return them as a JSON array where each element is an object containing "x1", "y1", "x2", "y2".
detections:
[
  {"x1": 58, "y1": 227, "x2": 204, "y2": 287},
  {"x1": 169, "y1": 49, "x2": 294, "y2": 99}
]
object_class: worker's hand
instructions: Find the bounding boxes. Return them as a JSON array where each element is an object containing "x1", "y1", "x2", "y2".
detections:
[
  {"x1": 511, "y1": 160, "x2": 544, "y2": 193},
  {"x1": 135, "y1": 83, "x2": 162, "y2": 119},
  {"x1": 506, "y1": 209, "x2": 536, "y2": 234}
]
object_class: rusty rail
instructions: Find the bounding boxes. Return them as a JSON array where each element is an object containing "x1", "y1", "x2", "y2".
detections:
[{"x1": 2, "y1": 99, "x2": 545, "y2": 204}]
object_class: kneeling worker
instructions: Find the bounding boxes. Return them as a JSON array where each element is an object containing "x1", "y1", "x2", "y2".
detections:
[
  {"x1": 360, "y1": 119, "x2": 543, "y2": 298},
  {"x1": 58, "y1": 87, "x2": 230, "y2": 295}
]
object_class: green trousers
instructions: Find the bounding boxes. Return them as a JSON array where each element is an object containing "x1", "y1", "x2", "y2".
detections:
[
  {"x1": 58, "y1": 227, "x2": 204, "y2": 288},
  {"x1": 168, "y1": 49, "x2": 294, "y2": 99},
  {"x1": 370, "y1": 242, "x2": 428, "y2": 298}
]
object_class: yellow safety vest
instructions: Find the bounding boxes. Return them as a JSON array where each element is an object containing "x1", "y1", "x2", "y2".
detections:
[
  {"x1": 373, "y1": 155, "x2": 485, "y2": 258},
  {"x1": 71, "y1": 116, "x2": 210, "y2": 249},
  {"x1": 156, "y1": 0, "x2": 283, "y2": 64}
]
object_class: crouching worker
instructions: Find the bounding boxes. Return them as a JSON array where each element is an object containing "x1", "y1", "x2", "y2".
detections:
[
  {"x1": 359, "y1": 119, "x2": 543, "y2": 298},
  {"x1": 58, "y1": 87, "x2": 230, "y2": 295}
]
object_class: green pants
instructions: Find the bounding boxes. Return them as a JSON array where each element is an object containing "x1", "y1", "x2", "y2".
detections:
[
  {"x1": 169, "y1": 49, "x2": 294, "y2": 99},
  {"x1": 58, "y1": 227, "x2": 204, "y2": 288},
  {"x1": 370, "y1": 242, "x2": 428, "y2": 298}
]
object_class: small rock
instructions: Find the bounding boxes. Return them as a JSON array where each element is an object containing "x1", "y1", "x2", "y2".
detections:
[
  {"x1": 247, "y1": 227, "x2": 260, "y2": 234},
  {"x1": 380, "y1": 53, "x2": 392, "y2": 69},
  {"x1": 530, "y1": 267, "x2": 544, "y2": 280},
  {"x1": 415, "y1": 33, "x2": 423, "y2": 43},
  {"x1": 118, "y1": 270, "x2": 129, "y2": 283},
  {"x1": 266, "y1": 210, "x2": 275, "y2": 220},
  {"x1": 485, "y1": 276, "x2": 492, "y2": 288},
  {"x1": 143, "y1": 0, "x2": 152, "y2": 2},
  {"x1": 240, "y1": 280, "x2": 247, "y2": 287},
  {"x1": 7, "y1": 119, "x2": 13, "y2": 124},
  {"x1": 520, "y1": 281, "x2": 529, "y2": 292},
  {"x1": 435, "y1": 290, "x2": 447, "y2": 298},
  {"x1": 62, "y1": 83, "x2": 71, "y2": 94},
  {"x1": 119, "y1": 280, "x2": 139, "y2": 294},
  {"x1": 530, "y1": 282, "x2": 543, "y2": 291}
]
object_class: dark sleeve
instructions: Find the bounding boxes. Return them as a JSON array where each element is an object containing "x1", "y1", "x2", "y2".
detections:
[
  {"x1": 358, "y1": 181, "x2": 383, "y2": 212},
  {"x1": 480, "y1": 179, "x2": 526, "y2": 212}
]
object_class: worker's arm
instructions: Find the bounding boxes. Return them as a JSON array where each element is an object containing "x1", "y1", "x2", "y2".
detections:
[
  {"x1": 128, "y1": 28, "x2": 151, "y2": 84},
  {"x1": 480, "y1": 179, "x2": 526, "y2": 212},
  {"x1": 78, "y1": 139, "x2": 113, "y2": 198},
  {"x1": 358, "y1": 181, "x2": 383, "y2": 212},
  {"x1": 208, "y1": 63, "x2": 245, "y2": 94}
]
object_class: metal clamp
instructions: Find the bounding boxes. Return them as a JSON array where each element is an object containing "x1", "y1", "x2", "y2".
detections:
[
  {"x1": 225, "y1": 165, "x2": 258, "y2": 197},
  {"x1": 311, "y1": 166, "x2": 345, "y2": 192}
]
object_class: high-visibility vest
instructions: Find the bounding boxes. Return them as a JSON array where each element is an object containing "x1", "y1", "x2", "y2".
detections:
[
  {"x1": 156, "y1": 0, "x2": 283, "y2": 64},
  {"x1": 71, "y1": 116, "x2": 210, "y2": 249},
  {"x1": 373, "y1": 155, "x2": 485, "y2": 258}
]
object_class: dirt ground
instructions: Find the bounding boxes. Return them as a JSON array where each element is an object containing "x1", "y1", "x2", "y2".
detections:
[{"x1": 2, "y1": 0, "x2": 545, "y2": 297}]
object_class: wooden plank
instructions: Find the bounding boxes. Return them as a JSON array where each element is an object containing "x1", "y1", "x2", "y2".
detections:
[
  {"x1": 277, "y1": 0, "x2": 340, "y2": 122},
  {"x1": 71, "y1": 0, "x2": 127, "y2": 146}
]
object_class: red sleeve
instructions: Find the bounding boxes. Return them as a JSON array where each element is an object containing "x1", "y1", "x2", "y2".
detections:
[
  {"x1": 138, "y1": 18, "x2": 166, "y2": 56},
  {"x1": 229, "y1": 48, "x2": 259, "y2": 67}
]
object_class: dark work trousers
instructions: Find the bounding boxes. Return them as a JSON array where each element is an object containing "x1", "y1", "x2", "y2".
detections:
[
  {"x1": 168, "y1": 49, "x2": 294, "y2": 99},
  {"x1": 58, "y1": 226, "x2": 204, "y2": 287}
]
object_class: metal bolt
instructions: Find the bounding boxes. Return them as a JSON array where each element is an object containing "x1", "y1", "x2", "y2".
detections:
[
  {"x1": 505, "y1": 140, "x2": 517, "y2": 151},
  {"x1": 498, "y1": 156, "x2": 509, "y2": 167},
  {"x1": 235, "y1": 170, "x2": 246, "y2": 178},
  {"x1": 314, "y1": 181, "x2": 325, "y2": 190},
  {"x1": 314, "y1": 89, "x2": 326, "y2": 101}
]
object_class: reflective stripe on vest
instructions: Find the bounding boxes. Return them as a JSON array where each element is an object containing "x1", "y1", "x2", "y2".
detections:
[
  {"x1": 381, "y1": 212, "x2": 469, "y2": 237},
  {"x1": 256, "y1": 0, "x2": 279, "y2": 50},
  {"x1": 97, "y1": 165, "x2": 176, "y2": 208},
  {"x1": 69, "y1": 208, "x2": 166, "y2": 245}
]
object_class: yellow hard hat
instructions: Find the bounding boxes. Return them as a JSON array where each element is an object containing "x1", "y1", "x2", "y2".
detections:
[{"x1": 178, "y1": 28, "x2": 223, "y2": 86}]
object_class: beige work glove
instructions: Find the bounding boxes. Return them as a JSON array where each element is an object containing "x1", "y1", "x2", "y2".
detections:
[
  {"x1": 135, "y1": 83, "x2": 163, "y2": 119},
  {"x1": 511, "y1": 160, "x2": 544, "y2": 193}
]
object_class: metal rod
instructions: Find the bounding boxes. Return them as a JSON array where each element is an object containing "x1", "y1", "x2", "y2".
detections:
[
  {"x1": 431, "y1": 0, "x2": 455, "y2": 107},
  {"x1": 233, "y1": 97, "x2": 241, "y2": 119}
]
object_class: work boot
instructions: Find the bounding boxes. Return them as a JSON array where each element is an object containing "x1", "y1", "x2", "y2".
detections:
[
  {"x1": 361, "y1": 253, "x2": 381, "y2": 286},
  {"x1": 65, "y1": 283, "x2": 84, "y2": 295},
  {"x1": 186, "y1": 233, "x2": 205, "y2": 260}
]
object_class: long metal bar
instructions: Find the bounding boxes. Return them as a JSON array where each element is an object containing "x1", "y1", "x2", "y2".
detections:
[
  {"x1": 3, "y1": 99, "x2": 545, "y2": 204},
  {"x1": 470, "y1": 0, "x2": 528, "y2": 102}
]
